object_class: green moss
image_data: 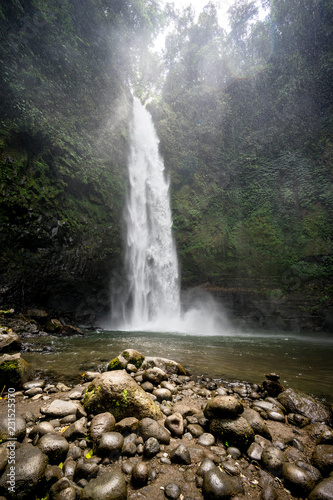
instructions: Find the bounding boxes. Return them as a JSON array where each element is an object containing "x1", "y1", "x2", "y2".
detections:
[{"x1": 107, "y1": 357, "x2": 122, "y2": 371}]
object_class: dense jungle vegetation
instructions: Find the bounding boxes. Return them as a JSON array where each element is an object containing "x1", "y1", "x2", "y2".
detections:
[{"x1": 0, "y1": 0, "x2": 332, "y2": 317}]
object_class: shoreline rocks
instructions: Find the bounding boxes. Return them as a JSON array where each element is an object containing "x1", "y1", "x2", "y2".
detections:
[{"x1": 0, "y1": 349, "x2": 332, "y2": 500}]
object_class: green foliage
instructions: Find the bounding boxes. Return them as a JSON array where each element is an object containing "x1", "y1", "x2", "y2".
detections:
[{"x1": 151, "y1": 0, "x2": 333, "y2": 291}]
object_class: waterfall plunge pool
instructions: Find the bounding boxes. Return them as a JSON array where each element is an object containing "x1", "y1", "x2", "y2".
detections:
[{"x1": 23, "y1": 329, "x2": 333, "y2": 404}]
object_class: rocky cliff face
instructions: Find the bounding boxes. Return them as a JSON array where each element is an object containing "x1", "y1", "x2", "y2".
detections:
[{"x1": 0, "y1": 92, "x2": 132, "y2": 324}]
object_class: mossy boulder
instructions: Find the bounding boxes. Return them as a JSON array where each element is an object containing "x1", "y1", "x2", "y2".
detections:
[
  {"x1": 83, "y1": 370, "x2": 163, "y2": 421},
  {"x1": 107, "y1": 349, "x2": 145, "y2": 371},
  {"x1": 0, "y1": 353, "x2": 33, "y2": 389}
]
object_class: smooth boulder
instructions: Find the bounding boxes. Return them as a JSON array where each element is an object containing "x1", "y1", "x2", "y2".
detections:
[{"x1": 0, "y1": 353, "x2": 33, "y2": 388}]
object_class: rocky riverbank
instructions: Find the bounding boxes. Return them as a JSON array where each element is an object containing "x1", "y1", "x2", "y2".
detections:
[{"x1": 0, "y1": 345, "x2": 333, "y2": 500}]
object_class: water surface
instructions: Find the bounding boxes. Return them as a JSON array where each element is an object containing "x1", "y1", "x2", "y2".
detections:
[{"x1": 23, "y1": 330, "x2": 333, "y2": 403}]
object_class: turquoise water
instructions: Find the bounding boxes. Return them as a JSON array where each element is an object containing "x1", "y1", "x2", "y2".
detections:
[{"x1": 23, "y1": 330, "x2": 333, "y2": 403}]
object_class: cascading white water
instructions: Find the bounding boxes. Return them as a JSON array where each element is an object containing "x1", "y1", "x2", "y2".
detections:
[
  {"x1": 123, "y1": 98, "x2": 181, "y2": 330},
  {"x1": 119, "y1": 98, "x2": 229, "y2": 334}
]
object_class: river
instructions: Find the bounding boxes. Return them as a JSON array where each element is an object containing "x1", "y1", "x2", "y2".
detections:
[{"x1": 23, "y1": 329, "x2": 333, "y2": 404}]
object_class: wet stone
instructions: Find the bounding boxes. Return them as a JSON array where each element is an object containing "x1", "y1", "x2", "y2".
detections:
[
  {"x1": 242, "y1": 408, "x2": 271, "y2": 439},
  {"x1": 296, "y1": 461, "x2": 322, "y2": 484},
  {"x1": 0, "y1": 443, "x2": 48, "y2": 499},
  {"x1": 30, "y1": 421, "x2": 55, "y2": 437},
  {"x1": 60, "y1": 414, "x2": 77, "y2": 425},
  {"x1": 266, "y1": 409, "x2": 285, "y2": 422},
  {"x1": 95, "y1": 431, "x2": 124, "y2": 457},
  {"x1": 141, "y1": 381, "x2": 154, "y2": 393},
  {"x1": 170, "y1": 444, "x2": 191, "y2": 465},
  {"x1": 261, "y1": 446, "x2": 285, "y2": 477},
  {"x1": 115, "y1": 417, "x2": 139, "y2": 433},
  {"x1": 82, "y1": 470, "x2": 127, "y2": 500},
  {"x1": 56, "y1": 486, "x2": 77, "y2": 500},
  {"x1": 311, "y1": 445, "x2": 333, "y2": 476},
  {"x1": 67, "y1": 444, "x2": 82, "y2": 460},
  {"x1": 318, "y1": 429, "x2": 333, "y2": 445},
  {"x1": 63, "y1": 458, "x2": 76, "y2": 480},
  {"x1": 187, "y1": 424, "x2": 204, "y2": 438},
  {"x1": 37, "y1": 433, "x2": 69, "y2": 464},
  {"x1": 25, "y1": 387, "x2": 43, "y2": 397},
  {"x1": 144, "y1": 437, "x2": 160, "y2": 457},
  {"x1": 202, "y1": 468, "x2": 244, "y2": 499},
  {"x1": 0, "y1": 413, "x2": 26, "y2": 441},
  {"x1": 23, "y1": 379, "x2": 45, "y2": 390},
  {"x1": 44, "y1": 464, "x2": 64, "y2": 485},
  {"x1": 204, "y1": 396, "x2": 244, "y2": 420},
  {"x1": 308, "y1": 477, "x2": 333, "y2": 500},
  {"x1": 165, "y1": 413, "x2": 184, "y2": 437},
  {"x1": 221, "y1": 460, "x2": 240, "y2": 476},
  {"x1": 63, "y1": 416, "x2": 88, "y2": 439},
  {"x1": 139, "y1": 417, "x2": 171, "y2": 444},
  {"x1": 282, "y1": 463, "x2": 315, "y2": 497},
  {"x1": 209, "y1": 416, "x2": 255, "y2": 450},
  {"x1": 90, "y1": 412, "x2": 116, "y2": 441},
  {"x1": 0, "y1": 445, "x2": 8, "y2": 474},
  {"x1": 41, "y1": 399, "x2": 80, "y2": 418},
  {"x1": 165, "y1": 482, "x2": 181, "y2": 499},
  {"x1": 287, "y1": 413, "x2": 311, "y2": 428},
  {"x1": 197, "y1": 433, "x2": 216, "y2": 447},
  {"x1": 143, "y1": 367, "x2": 168, "y2": 385},
  {"x1": 75, "y1": 458, "x2": 99, "y2": 480},
  {"x1": 247, "y1": 442, "x2": 264, "y2": 461},
  {"x1": 122, "y1": 441, "x2": 137, "y2": 456},
  {"x1": 132, "y1": 461, "x2": 149, "y2": 486},
  {"x1": 261, "y1": 484, "x2": 279, "y2": 500},
  {"x1": 153, "y1": 388, "x2": 173, "y2": 401},
  {"x1": 227, "y1": 447, "x2": 241, "y2": 459}
]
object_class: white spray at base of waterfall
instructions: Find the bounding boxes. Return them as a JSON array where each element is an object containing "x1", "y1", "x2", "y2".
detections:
[{"x1": 116, "y1": 98, "x2": 229, "y2": 335}]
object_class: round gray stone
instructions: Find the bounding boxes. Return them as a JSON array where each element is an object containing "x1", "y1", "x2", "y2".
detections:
[
  {"x1": 165, "y1": 482, "x2": 181, "y2": 499},
  {"x1": 37, "y1": 433, "x2": 69, "y2": 464},
  {"x1": 90, "y1": 413, "x2": 116, "y2": 441},
  {"x1": 197, "y1": 433, "x2": 216, "y2": 447},
  {"x1": 132, "y1": 462, "x2": 149, "y2": 486},
  {"x1": 202, "y1": 468, "x2": 244, "y2": 499},
  {"x1": 95, "y1": 432, "x2": 124, "y2": 457},
  {"x1": 144, "y1": 436, "x2": 160, "y2": 457},
  {"x1": 261, "y1": 446, "x2": 285, "y2": 477},
  {"x1": 138, "y1": 417, "x2": 170, "y2": 444}
]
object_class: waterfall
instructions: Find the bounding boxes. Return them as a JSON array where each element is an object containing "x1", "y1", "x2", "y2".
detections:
[
  {"x1": 122, "y1": 98, "x2": 181, "y2": 330},
  {"x1": 116, "y1": 98, "x2": 228, "y2": 334}
]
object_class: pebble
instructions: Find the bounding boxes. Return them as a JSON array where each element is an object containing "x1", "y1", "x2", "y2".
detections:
[
  {"x1": 170, "y1": 444, "x2": 191, "y2": 465},
  {"x1": 165, "y1": 482, "x2": 181, "y2": 499},
  {"x1": 132, "y1": 462, "x2": 149, "y2": 486},
  {"x1": 144, "y1": 437, "x2": 160, "y2": 457}
]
